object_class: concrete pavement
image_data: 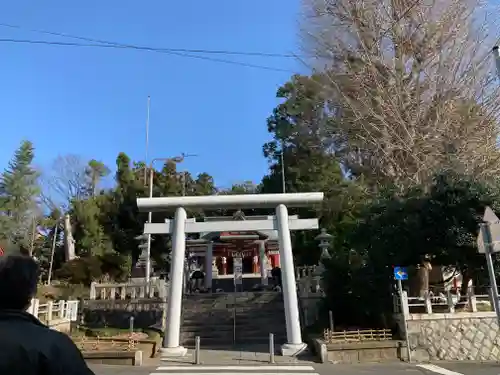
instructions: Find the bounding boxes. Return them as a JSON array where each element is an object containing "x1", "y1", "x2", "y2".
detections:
[
  {"x1": 88, "y1": 346, "x2": 500, "y2": 375},
  {"x1": 91, "y1": 361, "x2": 499, "y2": 375}
]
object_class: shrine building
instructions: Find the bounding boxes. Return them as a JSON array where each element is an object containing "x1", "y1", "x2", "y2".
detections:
[{"x1": 185, "y1": 211, "x2": 281, "y2": 287}]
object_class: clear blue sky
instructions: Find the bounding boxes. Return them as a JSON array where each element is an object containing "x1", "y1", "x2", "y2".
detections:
[{"x1": 0, "y1": 0, "x2": 302, "y2": 189}]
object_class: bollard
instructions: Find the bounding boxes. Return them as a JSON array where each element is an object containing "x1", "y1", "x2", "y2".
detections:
[
  {"x1": 194, "y1": 336, "x2": 201, "y2": 365},
  {"x1": 269, "y1": 333, "x2": 275, "y2": 364},
  {"x1": 328, "y1": 310, "x2": 334, "y2": 331},
  {"x1": 129, "y1": 316, "x2": 134, "y2": 335}
]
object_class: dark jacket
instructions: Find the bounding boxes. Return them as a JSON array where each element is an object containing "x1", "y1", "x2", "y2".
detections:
[{"x1": 0, "y1": 309, "x2": 95, "y2": 375}]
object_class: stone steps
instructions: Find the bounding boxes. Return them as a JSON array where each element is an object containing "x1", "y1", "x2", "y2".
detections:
[
  {"x1": 183, "y1": 318, "x2": 287, "y2": 326},
  {"x1": 184, "y1": 302, "x2": 283, "y2": 309},
  {"x1": 182, "y1": 318, "x2": 287, "y2": 326},
  {"x1": 180, "y1": 292, "x2": 286, "y2": 348},
  {"x1": 183, "y1": 308, "x2": 283, "y2": 317},
  {"x1": 183, "y1": 303, "x2": 283, "y2": 311},
  {"x1": 182, "y1": 336, "x2": 287, "y2": 349},
  {"x1": 181, "y1": 329, "x2": 286, "y2": 339},
  {"x1": 183, "y1": 293, "x2": 282, "y2": 304},
  {"x1": 181, "y1": 324, "x2": 287, "y2": 333},
  {"x1": 183, "y1": 298, "x2": 283, "y2": 306},
  {"x1": 181, "y1": 337, "x2": 287, "y2": 347}
]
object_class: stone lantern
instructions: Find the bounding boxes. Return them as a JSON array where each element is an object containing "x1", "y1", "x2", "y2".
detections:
[
  {"x1": 313, "y1": 228, "x2": 332, "y2": 293},
  {"x1": 316, "y1": 228, "x2": 333, "y2": 261}
]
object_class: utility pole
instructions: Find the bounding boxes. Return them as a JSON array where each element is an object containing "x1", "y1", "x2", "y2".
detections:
[
  {"x1": 477, "y1": 206, "x2": 500, "y2": 325},
  {"x1": 144, "y1": 96, "x2": 151, "y2": 185},
  {"x1": 47, "y1": 221, "x2": 59, "y2": 285},
  {"x1": 182, "y1": 171, "x2": 187, "y2": 196},
  {"x1": 280, "y1": 139, "x2": 286, "y2": 193},
  {"x1": 29, "y1": 215, "x2": 36, "y2": 257},
  {"x1": 145, "y1": 153, "x2": 197, "y2": 284},
  {"x1": 493, "y1": 46, "x2": 500, "y2": 79}
]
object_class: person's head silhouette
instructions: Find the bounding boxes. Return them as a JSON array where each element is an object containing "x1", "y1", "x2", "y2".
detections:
[{"x1": 0, "y1": 255, "x2": 38, "y2": 311}]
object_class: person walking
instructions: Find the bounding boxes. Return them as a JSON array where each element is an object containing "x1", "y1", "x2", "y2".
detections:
[{"x1": 0, "y1": 254, "x2": 95, "y2": 375}]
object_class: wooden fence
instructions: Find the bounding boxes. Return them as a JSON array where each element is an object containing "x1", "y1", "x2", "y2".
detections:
[
  {"x1": 323, "y1": 328, "x2": 392, "y2": 343},
  {"x1": 74, "y1": 335, "x2": 138, "y2": 352}
]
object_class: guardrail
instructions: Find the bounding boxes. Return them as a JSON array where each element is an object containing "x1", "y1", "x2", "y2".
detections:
[
  {"x1": 394, "y1": 288, "x2": 492, "y2": 315},
  {"x1": 89, "y1": 279, "x2": 167, "y2": 300},
  {"x1": 27, "y1": 298, "x2": 79, "y2": 322}
]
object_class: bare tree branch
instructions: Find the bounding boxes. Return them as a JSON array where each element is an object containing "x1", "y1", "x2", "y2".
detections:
[
  {"x1": 41, "y1": 154, "x2": 90, "y2": 210},
  {"x1": 300, "y1": 0, "x2": 500, "y2": 190}
]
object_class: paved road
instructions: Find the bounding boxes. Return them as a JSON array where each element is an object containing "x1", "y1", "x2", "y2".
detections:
[
  {"x1": 415, "y1": 362, "x2": 500, "y2": 375},
  {"x1": 90, "y1": 361, "x2": 500, "y2": 375}
]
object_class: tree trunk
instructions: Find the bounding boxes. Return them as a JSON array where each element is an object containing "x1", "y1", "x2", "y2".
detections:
[
  {"x1": 460, "y1": 268, "x2": 472, "y2": 297},
  {"x1": 417, "y1": 262, "x2": 432, "y2": 297}
]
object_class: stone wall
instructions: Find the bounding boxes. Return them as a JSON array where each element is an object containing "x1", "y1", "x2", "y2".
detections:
[
  {"x1": 82, "y1": 299, "x2": 165, "y2": 330},
  {"x1": 299, "y1": 294, "x2": 322, "y2": 327},
  {"x1": 313, "y1": 339, "x2": 405, "y2": 364},
  {"x1": 49, "y1": 318, "x2": 72, "y2": 333},
  {"x1": 403, "y1": 312, "x2": 500, "y2": 361}
]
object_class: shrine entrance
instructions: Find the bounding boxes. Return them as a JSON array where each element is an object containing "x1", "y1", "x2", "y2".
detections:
[
  {"x1": 185, "y1": 211, "x2": 284, "y2": 292},
  {"x1": 137, "y1": 192, "x2": 323, "y2": 357}
]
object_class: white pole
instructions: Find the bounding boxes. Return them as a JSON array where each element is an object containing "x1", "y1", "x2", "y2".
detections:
[
  {"x1": 493, "y1": 47, "x2": 500, "y2": 80},
  {"x1": 204, "y1": 242, "x2": 213, "y2": 290},
  {"x1": 280, "y1": 141, "x2": 286, "y2": 193},
  {"x1": 275, "y1": 204, "x2": 305, "y2": 355},
  {"x1": 182, "y1": 171, "x2": 186, "y2": 196},
  {"x1": 397, "y1": 278, "x2": 412, "y2": 362},
  {"x1": 480, "y1": 223, "x2": 500, "y2": 324},
  {"x1": 146, "y1": 166, "x2": 154, "y2": 285},
  {"x1": 145, "y1": 96, "x2": 152, "y2": 285},
  {"x1": 161, "y1": 207, "x2": 187, "y2": 357},
  {"x1": 259, "y1": 240, "x2": 268, "y2": 285},
  {"x1": 29, "y1": 215, "x2": 36, "y2": 257},
  {"x1": 144, "y1": 96, "x2": 151, "y2": 185},
  {"x1": 144, "y1": 155, "x2": 191, "y2": 285},
  {"x1": 47, "y1": 223, "x2": 59, "y2": 285}
]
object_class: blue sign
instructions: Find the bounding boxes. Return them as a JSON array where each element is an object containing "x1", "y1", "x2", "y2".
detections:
[{"x1": 394, "y1": 266, "x2": 408, "y2": 280}]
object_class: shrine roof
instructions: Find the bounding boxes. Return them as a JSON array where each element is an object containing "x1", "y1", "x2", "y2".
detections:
[
  {"x1": 198, "y1": 211, "x2": 279, "y2": 241},
  {"x1": 199, "y1": 230, "x2": 278, "y2": 242},
  {"x1": 203, "y1": 214, "x2": 272, "y2": 222}
]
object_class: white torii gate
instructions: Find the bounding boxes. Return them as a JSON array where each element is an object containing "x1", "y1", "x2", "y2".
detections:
[{"x1": 137, "y1": 192, "x2": 324, "y2": 357}]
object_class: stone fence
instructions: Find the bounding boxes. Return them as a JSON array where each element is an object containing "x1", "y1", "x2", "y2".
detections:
[
  {"x1": 394, "y1": 290, "x2": 500, "y2": 362},
  {"x1": 394, "y1": 289, "x2": 492, "y2": 315},
  {"x1": 28, "y1": 298, "x2": 79, "y2": 322},
  {"x1": 295, "y1": 265, "x2": 318, "y2": 280},
  {"x1": 85, "y1": 279, "x2": 167, "y2": 329},
  {"x1": 89, "y1": 279, "x2": 168, "y2": 300},
  {"x1": 27, "y1": 298, "x2": 79, "y2": 332}
]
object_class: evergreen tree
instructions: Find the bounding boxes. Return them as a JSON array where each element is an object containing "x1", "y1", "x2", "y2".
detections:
[
  {"x1": 86, "y1": 159, "x2": 110, "y2": 196},
  {"x1": 0, "y1": 140, "x2": 40, "y2": 250}
]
